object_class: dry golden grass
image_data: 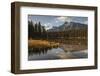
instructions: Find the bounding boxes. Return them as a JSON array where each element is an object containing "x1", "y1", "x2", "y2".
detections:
[{"x1": 28, "y1": 40, "x2": 59, "y2": 48}]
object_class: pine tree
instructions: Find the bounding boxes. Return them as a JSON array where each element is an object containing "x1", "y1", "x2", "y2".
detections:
[
  {"x1": 35, "y1": 23, "x2": 38, "y2": 32},
  {"x1": 42, "y1": 26, "x2": 46, "y2": 33},
  {"x1": 38, "y1": 22, "x2": 42, "y2": 38},
  {"x1": 42, "y1": 26, "x2": 47, "y2": 39},
  {"x1": 38, "y1": 22, "x2": 42, "y2": 33},
  {"x1": 28, "y1": 20, "x2": 34, "y2": 39}
]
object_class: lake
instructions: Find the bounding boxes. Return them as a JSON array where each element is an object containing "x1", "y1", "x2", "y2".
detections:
[{"x1": 28, "y1": 47, "x2": 88, "y2": 60}]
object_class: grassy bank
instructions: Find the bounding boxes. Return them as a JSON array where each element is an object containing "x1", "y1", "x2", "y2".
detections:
[{"x1": 28, "y1": 40, "x2": 59, "y2": 48}]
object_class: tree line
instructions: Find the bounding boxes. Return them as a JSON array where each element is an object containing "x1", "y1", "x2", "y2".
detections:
[
  {"x1": 28, "y1": 20, "x2": 47, "y2": 39},
  {"x1": 28, "y1": 20, "x2": 87, "y2": 41}
]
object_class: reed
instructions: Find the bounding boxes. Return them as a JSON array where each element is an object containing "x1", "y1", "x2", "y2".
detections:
[{"x1": 28, "y1": 40, "x2": 59, "y2": 49}]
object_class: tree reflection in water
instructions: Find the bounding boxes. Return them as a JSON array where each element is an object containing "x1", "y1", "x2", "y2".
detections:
[{"x1": 28, "y1": 47, "x2": 58, "y2": 55}]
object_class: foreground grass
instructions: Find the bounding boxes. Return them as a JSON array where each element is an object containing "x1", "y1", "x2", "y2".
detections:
[{"x1": 28, "y1": 40, "x2": 59, "y2": 48}]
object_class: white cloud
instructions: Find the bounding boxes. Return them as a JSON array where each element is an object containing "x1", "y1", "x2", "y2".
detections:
[
  {"x1": 84, "y1": 21, "x2": 88, "y2": 24},
  {"x1": 56, "y1": 16, "x2": 70, "y2": 22},
  {"x1": 47, "y1": 23, "x2": 51, "y2": 25},
  {"x1": 55, "y1": 20, "x2": 59, "y2": 23},
  {"x1": 44, "y1": 23, "x2": 52, "y2": 30}
]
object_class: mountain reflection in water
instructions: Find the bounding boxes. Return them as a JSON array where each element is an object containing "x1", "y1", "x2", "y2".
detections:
[{"x1": 28, "y1": 47, "x2": 88, "y2": 60}]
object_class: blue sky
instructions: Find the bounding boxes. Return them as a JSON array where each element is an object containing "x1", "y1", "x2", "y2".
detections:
[{"x1": 28, "y1": 15, "x2": 88, "y2": 30}]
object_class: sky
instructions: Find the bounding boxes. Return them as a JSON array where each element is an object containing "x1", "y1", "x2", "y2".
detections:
[{"x1": 28, "y1": 15, "x2": 88, "y2": 30}]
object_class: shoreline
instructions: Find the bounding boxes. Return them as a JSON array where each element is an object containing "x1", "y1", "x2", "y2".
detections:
[{"x1": 28, "y1": 39, "x2": 87, "y2": 52}]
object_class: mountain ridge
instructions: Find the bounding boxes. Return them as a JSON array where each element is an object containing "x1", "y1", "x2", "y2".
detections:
[{"x1": 47, "y1": 21, "x2": 87, "y2": 32}]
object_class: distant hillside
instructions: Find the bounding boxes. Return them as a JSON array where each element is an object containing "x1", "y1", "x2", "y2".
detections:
[{"x1": 47, "y1": 21, "x2": 87, "y2": 32}]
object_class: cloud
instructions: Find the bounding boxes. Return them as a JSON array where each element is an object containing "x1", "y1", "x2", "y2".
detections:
[
  {"x1": 44, "y1": 23, "x2": 52, "y2": 30},
  {"x1": 56, "y1": 16, "x2": 70, "y2": 22},
  {"x1": 55, "y1": 20, "x2": 59, "y2": 23},
  {"x1": 56, "y1": 16, "x2": 88, "y2": 24},
  {"x1": 84, "y1": 21, "x2": 88, "y2": 24}
]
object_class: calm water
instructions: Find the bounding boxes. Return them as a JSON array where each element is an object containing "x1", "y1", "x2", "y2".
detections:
[{"x1": 28, "y1": 47, "x2": 88, "y2": 60}]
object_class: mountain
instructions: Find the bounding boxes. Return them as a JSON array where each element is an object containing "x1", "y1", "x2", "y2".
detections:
[{"x1": 47, "y1": 21, "x2": 87, "y2": 32}]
